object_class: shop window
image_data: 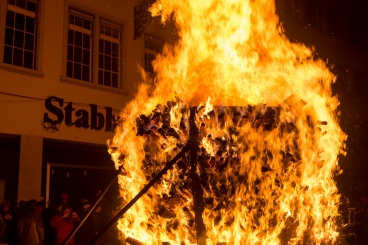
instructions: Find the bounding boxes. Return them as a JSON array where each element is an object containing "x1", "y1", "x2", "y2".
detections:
[
  {"x1": 3, "y1": 0, "x2": 38, "y2": 69},
  {"x1": 98, "y1": 21, "x2": 121, "y2": 88}
]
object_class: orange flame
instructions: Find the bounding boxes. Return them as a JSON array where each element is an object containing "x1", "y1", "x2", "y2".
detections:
[{"x1": 108, "y1": 0, "x2": 347, "y2": 244}]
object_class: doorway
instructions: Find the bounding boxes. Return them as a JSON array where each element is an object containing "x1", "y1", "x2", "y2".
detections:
[{"x1": 46, "y1": 163, "x2": 118, "y2": 209}]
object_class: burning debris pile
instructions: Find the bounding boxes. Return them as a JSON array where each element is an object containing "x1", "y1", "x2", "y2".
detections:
[
  {"x1": 116, "y1": 95, "x2": 333, "y2": 245},
  {"x1": 108, "y1": 0, "x2": 347, "y2": 244}
]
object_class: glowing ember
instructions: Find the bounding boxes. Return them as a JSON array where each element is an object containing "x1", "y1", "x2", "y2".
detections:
[{"x1": 108, "y1": 0, "x2": 346, "y2": 244}]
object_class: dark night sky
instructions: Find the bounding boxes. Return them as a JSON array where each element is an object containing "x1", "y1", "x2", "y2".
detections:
[{"x1": 275, "y1": 0, "x2": 368, "y2": 202}]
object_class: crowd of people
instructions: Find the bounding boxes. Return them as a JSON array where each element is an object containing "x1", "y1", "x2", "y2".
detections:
[{"x1": 0, "y1": 193, "x2": 121, "y2": 245}]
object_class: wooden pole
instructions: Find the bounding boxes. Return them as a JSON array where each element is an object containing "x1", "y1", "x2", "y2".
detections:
[
  {"x1": 189, "y1": 107, "x2": 207, "y2": 245},
  {"x1": 61, "y1": 166, "x2": 122, "y2": 245},
  {"x1": 88, "y1": 144, "x2": 189, "y2": 245}
]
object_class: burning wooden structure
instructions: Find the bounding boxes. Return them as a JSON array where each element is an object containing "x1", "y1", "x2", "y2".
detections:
[
  {"x1": 86, "y1": 94, "x2": 337, "y2": 245},
  {"x1": 100, "y1": 0, "x2": 347, "y2": 244}
]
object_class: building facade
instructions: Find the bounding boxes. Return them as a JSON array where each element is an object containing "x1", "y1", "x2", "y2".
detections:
[
  {"x1": 0, "y1": 0, "x2": 366, "y2": 220},
  {"x1": 0, "y1": 0, "x2": 176, "y2": 208}
]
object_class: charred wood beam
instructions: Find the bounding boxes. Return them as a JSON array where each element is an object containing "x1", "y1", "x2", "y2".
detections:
[
  {"x1": 125, "y1": 237, "x2": 172, "y2": 245},
  {"x1": 126, "y1": 237, "x2": 145, "y2": 245},
  {"x1": 189, "y1": 107, "x2": 207, "y2": 245},
  {"x1": 88, "y1": 144, "x2": 190, "y2": 245}
]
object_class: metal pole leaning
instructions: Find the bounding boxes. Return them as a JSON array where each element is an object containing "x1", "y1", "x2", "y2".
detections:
[
  {"x1": 61, "y1": 166, "x2": 123, "y2": 245},
  {"x1": 88, "y1": 144, "x2": 190, "y2": 245}
]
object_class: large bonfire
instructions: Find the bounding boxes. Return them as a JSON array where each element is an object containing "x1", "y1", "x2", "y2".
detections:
[{"x1": 108, "y1": 0, "x2": 347, "y2": 244}]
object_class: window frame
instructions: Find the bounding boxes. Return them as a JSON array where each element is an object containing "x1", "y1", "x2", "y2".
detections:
[
  {"x1": 66, "y1": 9, "x2": 93, "y2": 82},
  {"x1": 143, "y1": 34, "x2": 163, "y2": 76},
  {"x1": 98, "y1": 19, "x2": 121, "y2": 88},
  {"x1": 0, "y1": 0, "x2": 44, "y2": 77},
  {"x1": 61, "y1": 4, "x2": 125, "y2": 93}
]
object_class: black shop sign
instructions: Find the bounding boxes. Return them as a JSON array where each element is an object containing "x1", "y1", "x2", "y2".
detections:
[{"x1": 43, "y1": 96, "x2": 117, "y2": 132}]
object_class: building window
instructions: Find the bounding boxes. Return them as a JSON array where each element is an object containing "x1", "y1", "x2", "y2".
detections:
[
  {"x1": 3, "y1": 0, "x2": 38, "y2": 69},
  {"x1": 65, "y1": 9, "x2": 123, "y2": 89},
  {"x1": 144, "y1": 35, "x2": 162, "y2": 74},
  {"x1": 98, "y1": 21, "x2": 121, "y2": 88},
  {"x1": 67, "y1": 10, "x2": 92, "y2": 82}
]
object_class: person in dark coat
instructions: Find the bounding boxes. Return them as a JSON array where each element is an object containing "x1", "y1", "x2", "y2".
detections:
[
  {"x1": 13, "y1": 200, "x2": 27, "y2": 245},
  {"x1": 0, "y1": 215, "x2": 5, "y2": 238},
  {"x1": 75, "y1": 203, "x2": 107, "y2": 245},
  {"x1": 0, "y1": 201, "x2": 13, "y2": 245},
  {"x1": 91, "y1": 204, "x2": 103, "y2": 237},
  {"x1": 41, "y1": 202, "x2": 59, "y2": 245},
  {"x1": 17, "y1": 199, "x2": 44, "y2": 245},
  {"x1": 15, "y1": 201, "x2": 27, "y2": 218},
  {"x1": 55, "y1": 193, "x2": 71, "y2": 213},
  {"x1": 75, "y1": 199, "x2": 94, "y2": 245}
]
